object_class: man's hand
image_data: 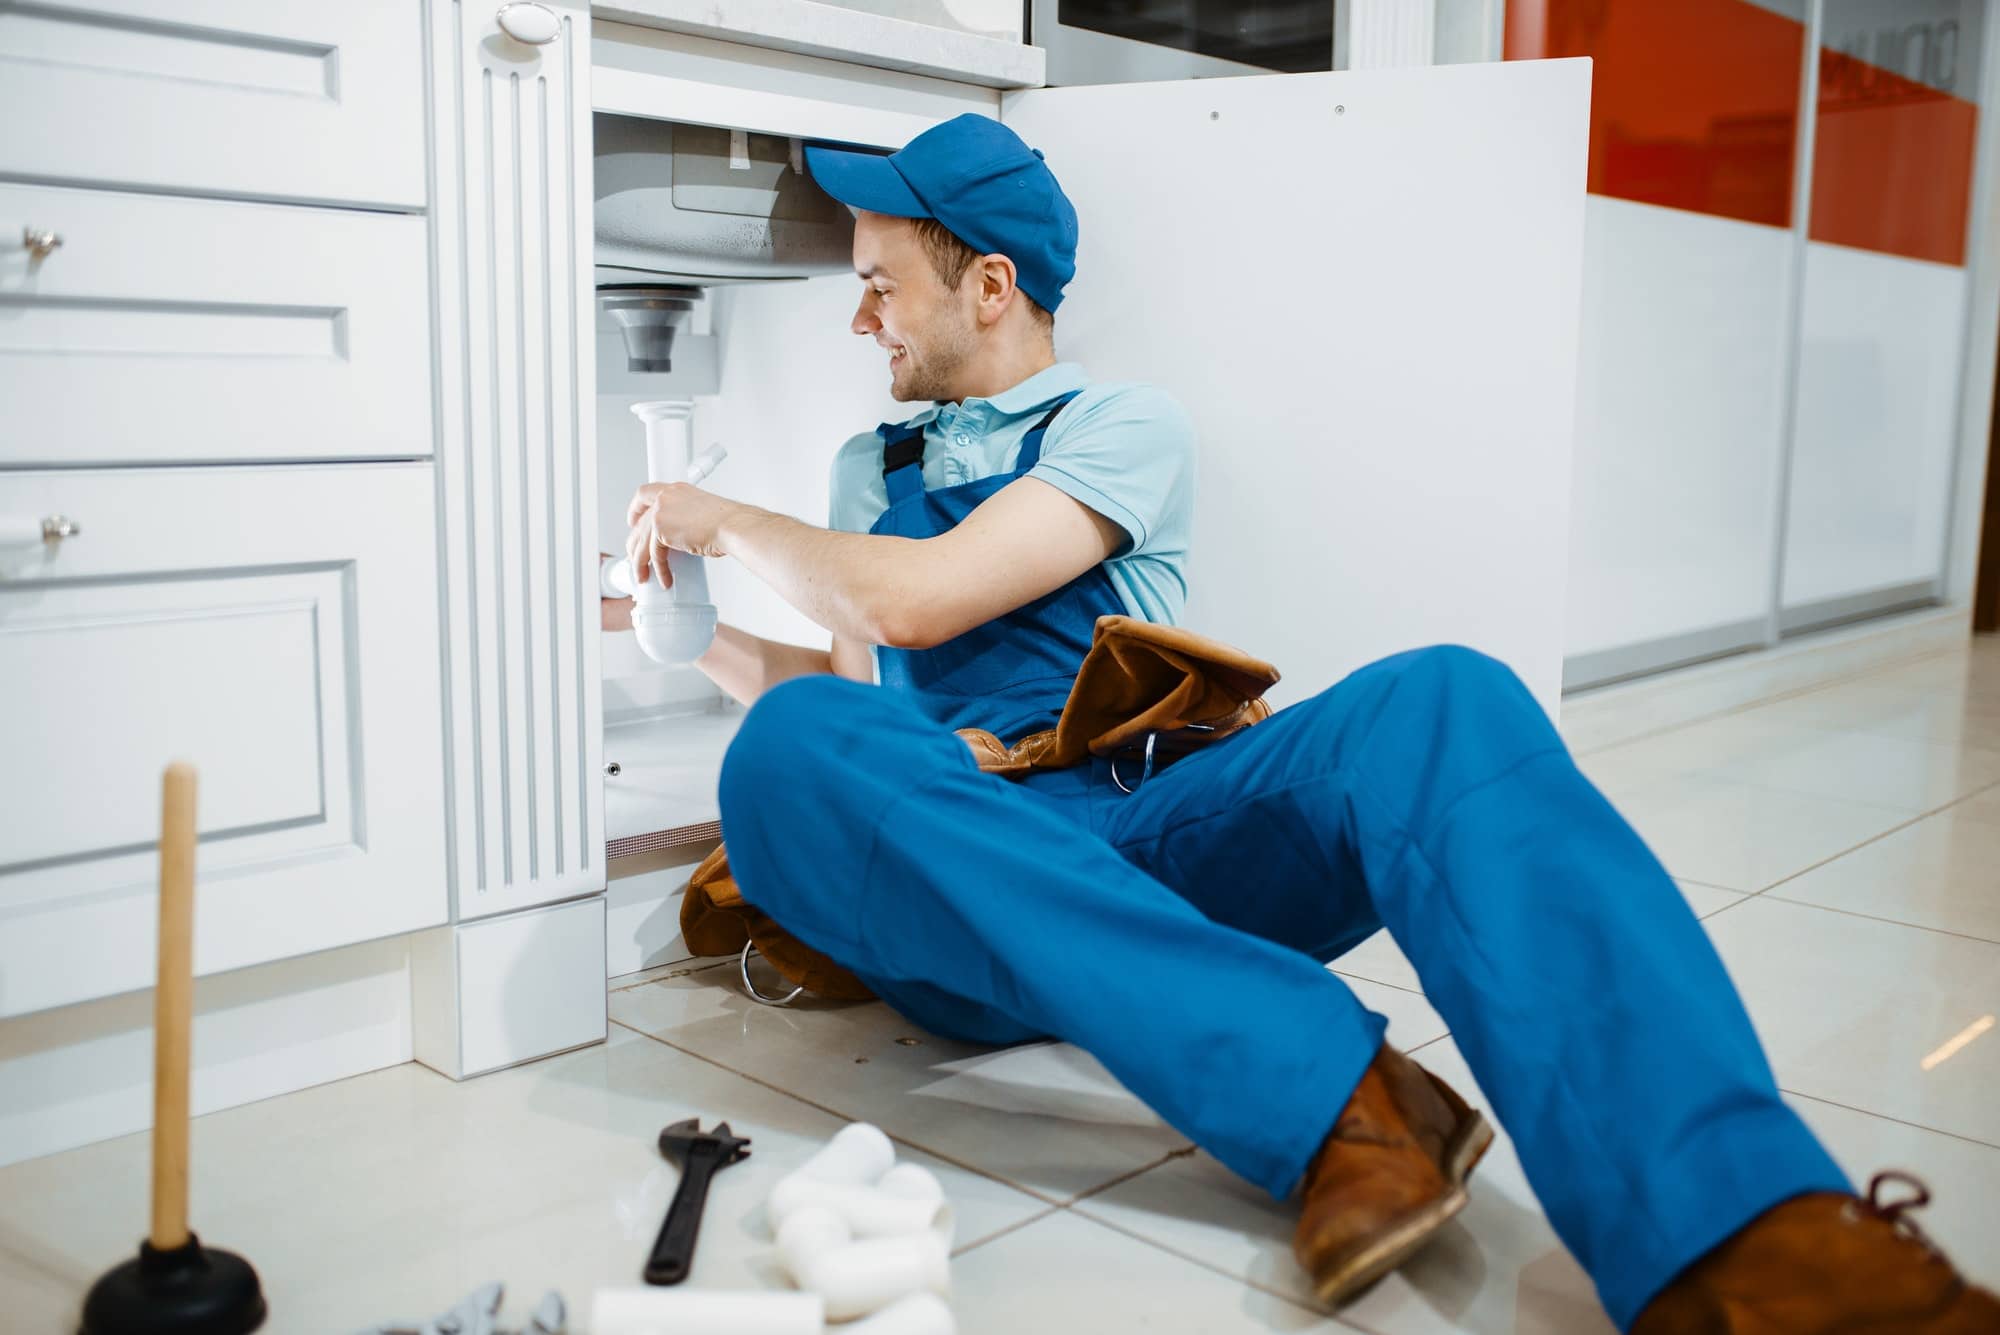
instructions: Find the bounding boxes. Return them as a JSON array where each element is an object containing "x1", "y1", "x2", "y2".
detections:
[
  {"x1": 599, "y1": 553, "x2": 634, "y2": 632},
  {"x1": 625, "y1": 482, "x2": 744, "y2": 586}
]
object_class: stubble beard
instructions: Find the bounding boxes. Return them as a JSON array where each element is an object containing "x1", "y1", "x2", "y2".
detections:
[{"x1": 890, "y1": 308, "x2": 979, "y2": 403}]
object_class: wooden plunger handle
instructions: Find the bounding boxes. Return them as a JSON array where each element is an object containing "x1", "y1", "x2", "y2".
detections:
[{"x1": 150, "y1": 762, "x2": 196, "y2": 1252}]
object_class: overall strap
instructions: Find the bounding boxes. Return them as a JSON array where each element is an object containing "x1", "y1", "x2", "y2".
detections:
[
  {"x1": 1012, "y1": 391, "x2": 1083, "y2": 475},
  {"x1": 877, "y1": 417, "x2": 929, "y2": 506}
]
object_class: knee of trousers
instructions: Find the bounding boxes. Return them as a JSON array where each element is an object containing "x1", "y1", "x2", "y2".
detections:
[
  {"x1": 1378, "y1": 643, "x2": 1535, "y2": 711},
  {"x1": 718, "y1": 674, "x2": 872, "y2": 855},
  {"x1": 1326, "y1": 644, "x2": 1558, "y2": 771}
]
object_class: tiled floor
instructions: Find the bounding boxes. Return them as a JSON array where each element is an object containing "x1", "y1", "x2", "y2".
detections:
[{"x1": 3, "y1": 638, "x2": 1998, "y2": 1333}]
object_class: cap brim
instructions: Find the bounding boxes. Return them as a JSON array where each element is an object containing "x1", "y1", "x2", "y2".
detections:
[{"x1": 804, "y1": 145, "x2": 930, "y2": 218}]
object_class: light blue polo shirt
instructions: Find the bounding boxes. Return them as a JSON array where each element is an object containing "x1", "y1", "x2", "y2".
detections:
[{"x1": 828, "y1": 363, "x2": 1196, "y2": 638}]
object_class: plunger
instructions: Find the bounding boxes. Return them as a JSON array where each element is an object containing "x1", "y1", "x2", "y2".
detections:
[{"x1": 82, "y1": 763, "x2": 266, "y2": 1334}]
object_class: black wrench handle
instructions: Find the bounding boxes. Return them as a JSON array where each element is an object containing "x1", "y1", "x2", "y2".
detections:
[{"x1": 646, "y1": 1144, "x2": 726, "y2": 1285}]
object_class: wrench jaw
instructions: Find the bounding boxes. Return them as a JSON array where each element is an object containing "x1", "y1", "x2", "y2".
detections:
[{"x1": 658, "y1": 1117, "x2": 753, "y2": 1165}]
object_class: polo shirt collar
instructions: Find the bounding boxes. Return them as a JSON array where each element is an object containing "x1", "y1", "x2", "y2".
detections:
[{"x1": 921, "y1": 363, "x2": 1088, "y2": 431}]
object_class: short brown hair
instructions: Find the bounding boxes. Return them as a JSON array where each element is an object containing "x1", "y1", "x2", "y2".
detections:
[{"x1": 910, "y1": 217, "x2": 1054, "y2": 334}]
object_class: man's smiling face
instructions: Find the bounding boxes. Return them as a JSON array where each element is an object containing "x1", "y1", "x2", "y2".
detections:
[{"x1": 848, "y1": 211, "x2": 979, "y2": 403}]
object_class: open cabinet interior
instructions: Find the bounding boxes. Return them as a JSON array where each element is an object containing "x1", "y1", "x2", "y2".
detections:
[{"x1": 591, "y1": 116, "x2": 904, "y2": 860}]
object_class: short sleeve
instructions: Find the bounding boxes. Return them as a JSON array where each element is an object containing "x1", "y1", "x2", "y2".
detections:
[
  {"x1": 1025, "y1": 384, "x2": 1196, "y2": 556},
  {"x1": 827, "y1": 430, "x2": 887, "y2": 534}
]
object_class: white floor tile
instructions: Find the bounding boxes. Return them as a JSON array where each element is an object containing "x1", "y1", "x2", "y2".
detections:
[
  {"x1": 1788, "y1": 1093, "x2": 2000, "y2": 1288},
  {"x1": 1703, "y1": 729, "x2": 2000, "y2": 814},
  {"x1": 609, "y1": 976, "x2": 1186, "y2": 1203},
  {"x1": 1078, "y1": 1037, "x2": 1615, "y2": 1335},
  {"x1": 1330, "y1": 930, "x2": 1423, "y2": 995},
  {"x1": 1767, "y1": 786, "x2": 2000, "y2": 943},
  {"x1": 1343, "y1": 974, "x2": 1449, "y2": 1052},
  {"x1": 1705, "y1": 897, "x2": 2000, "y2": 1145},
  {"x1": 0, "y1": 1028, "x2": 1046, "y2": 1334},
  {"x1": 954, "y1": 1208, "x2": 1357, "y2": 1333},
  {"x1": 1669, "y1": 881, "x2": 1741, "y2": 919},
  {"x1": 1607, "y1": 773, "x2": 1914, "y2": 892}
]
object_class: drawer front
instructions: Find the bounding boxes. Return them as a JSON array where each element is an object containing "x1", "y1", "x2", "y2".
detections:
[
  {"x1": 0, "y1": 183, "x2": 432, "y2": 467},
  {"x1": 0, "y1": 464, "x2": 447, "y2": 1017},
  {"x1": 0, "y1": 0, "x2": 424, "y2": 209}
]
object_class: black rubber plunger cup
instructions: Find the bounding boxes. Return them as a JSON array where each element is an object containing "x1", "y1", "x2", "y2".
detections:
[
  {"x1": 81, "y1": 1235, "x2": 265, "y2": 1334},
  {"x1": 81, "y1": 765, "x2": 265, "y2": 1334}
]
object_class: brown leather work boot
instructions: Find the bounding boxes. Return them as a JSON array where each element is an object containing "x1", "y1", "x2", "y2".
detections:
[
  {"x1": 1631, "y1": 1171, "x2": 2000, "y2": 1333},
  {"x1": 1293, "y1": 1042, "x2": 1494, "y2": 1306}
]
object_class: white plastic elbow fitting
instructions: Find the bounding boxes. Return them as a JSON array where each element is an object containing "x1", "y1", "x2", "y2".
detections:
[
  {"x1": 843, "y1": 1292, "x2": 957, "y2": 1335},
  {"x1": 776, "y1": 1205, "x2": 952, "y2": 1322},
  {"x1": 590, "y1": 1288, "x2": 824, "y2": 1335},
  {"x1": 793, "y1": 1122, "x2": 897, "y2": 1185},
  {"x1": 767, "y1": 1165, "x2": 951, "y2": 1242}
]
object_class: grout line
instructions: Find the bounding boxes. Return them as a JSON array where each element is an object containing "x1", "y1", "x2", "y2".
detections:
[
  {"x1": 1062, "y1": 1146, "x2": 1196, "y2": 1208},
  {"x1": 608, "y1": 958, "x2": 731, "y2": 992},
  {"x1": 1402, "y1": 1034, "x2": 1452, "y2": 1058},
  {"x1": 1330, "y1": 968, "x2": 1426, "y2": 997},
  {"x1": 1756, "y1": 894, "x2": 2000, "y2": 947},
  {"x1": 1783, "y1": 1088, "x2": 2000, "y2": 1153},
  {"x1": 1059, "y1": 1201, "x2": 1374, "y2": 1330},
  {"x1": 603, "y1": 1018, "x2": 1069, "y2": 1207},
  {"x1": 950, "y1": 1205, "x2": 1061, "y2": 1258},
  {"x1": 1738, "y1": 776, "x2": 2000, "y2": 901},
  {"x1": 1696, "y1": 893, "x2": 1755, "y2": 925}
]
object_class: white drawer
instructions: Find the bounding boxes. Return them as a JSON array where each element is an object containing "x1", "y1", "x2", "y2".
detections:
[
  {"x1": 0, "y1": 463, "x2": 448, "y2": 1017},
  {"x1": 0, "y1": 183, "x2": 432, "y2": 467},
  {"x1": 0, "y1": 0, "x2": 424, "y2": 209}
]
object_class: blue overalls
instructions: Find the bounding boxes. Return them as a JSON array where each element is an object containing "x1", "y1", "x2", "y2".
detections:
[{"x1": 717, "y1": 393, "x2": 1848, "y2": 1330}]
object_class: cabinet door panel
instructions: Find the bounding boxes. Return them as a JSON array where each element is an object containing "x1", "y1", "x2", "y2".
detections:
[
  {"x1": 0, "y1": 0, "x2": 425, "y2": 208},
  {"x1": 0, "y1": 184, "x2": 431, "y2": 467},
  {"x1": 0, "y1": 464, "x2": 447, "y2": 1017}
]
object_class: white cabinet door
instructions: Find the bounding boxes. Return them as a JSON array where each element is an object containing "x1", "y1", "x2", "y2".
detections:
[
  {"x1": 0, "y1": 0, "x2": 425, "y2": 209},
  {"x1": 1001, "y1": 61, "x2": 1590, "y2": 714},
  {"x1": 0, "y1": 464, "x2": 448, "y2": 1018},
  {"x1": 0, "y1": 184, "x2": 432, "y2": 469}
]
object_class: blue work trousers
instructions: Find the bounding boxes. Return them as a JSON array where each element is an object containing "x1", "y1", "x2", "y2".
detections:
[{"x1": 718, "y1": 645, "x2": 1847, "y2": 1328}]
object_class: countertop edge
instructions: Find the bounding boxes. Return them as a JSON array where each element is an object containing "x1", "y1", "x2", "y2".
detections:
[{"x1": 590, "y1": 0, "x2": 1047, "y2": 90}]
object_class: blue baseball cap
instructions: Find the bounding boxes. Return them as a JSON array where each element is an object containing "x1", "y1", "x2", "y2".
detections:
[{"x1": 804, "y1": 114, "x2": 1079, "y2": 313}]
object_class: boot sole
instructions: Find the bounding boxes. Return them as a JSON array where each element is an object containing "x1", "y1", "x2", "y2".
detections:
[{"x1": 1310, "y1": 1105, "x2": 1496, "y2": 1308}]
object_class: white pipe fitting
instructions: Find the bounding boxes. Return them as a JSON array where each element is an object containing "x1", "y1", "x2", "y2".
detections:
[
  {"x1": 590, "y1": 1288, "x2": 824, "y2": 1335},
  {"x1": 791, "y1": 1122, "x2": 897, "y2": 1186},
  {"x1": 768, "y1": 1165, "x2": 950, "y2": 1242},
  {"x1": 588, "y1": 1287, "x2": 953, "y2": 1335},
  {"x1": 843, "y1": 1292, "x2": 957, "y2": 1335},
  {"x1": 776, "y1": 1206, "x2": 952, "y2": 1322}
]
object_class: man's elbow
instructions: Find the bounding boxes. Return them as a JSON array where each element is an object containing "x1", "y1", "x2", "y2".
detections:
[{"x1": 869, "y1": 606, "x2": 949, "y2": 652}]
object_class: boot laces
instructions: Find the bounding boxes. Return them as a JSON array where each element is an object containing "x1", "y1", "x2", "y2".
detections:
[{"x1": 1847, "y1": 1171, "x2": 1945, "y2": 1261}]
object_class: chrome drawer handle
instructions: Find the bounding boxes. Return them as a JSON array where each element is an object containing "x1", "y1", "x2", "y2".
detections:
[
  {"x1": 43, "y1": 515, "x2": 79, "y2": 541},
  {"x1": 23, "y1": 227, "x2": 62, "y2": 260}
]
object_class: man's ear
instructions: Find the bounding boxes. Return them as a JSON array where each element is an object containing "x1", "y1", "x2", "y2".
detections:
[{"x1": 973, "y1": 253, "x2": 1021, "y2": 328}]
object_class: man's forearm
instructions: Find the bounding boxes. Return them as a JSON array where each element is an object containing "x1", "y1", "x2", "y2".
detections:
[
  {"x1": 695, "y1": 623, "x2": 836, "y2": 706},
  {"x1": 718, "y1": 505, "x2": 924, "y2": 646}
]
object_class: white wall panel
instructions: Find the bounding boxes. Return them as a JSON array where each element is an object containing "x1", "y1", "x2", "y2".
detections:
[
  {"x1": 1565, "y1": 198, "x2": 1795, "y2": 662},
  {"x1": 1782, "y1": 242, "x2": 1970, "y2": 609},
  {"x1": 1006, "y1": 61, "x2": 1589, "y2": 713}
]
